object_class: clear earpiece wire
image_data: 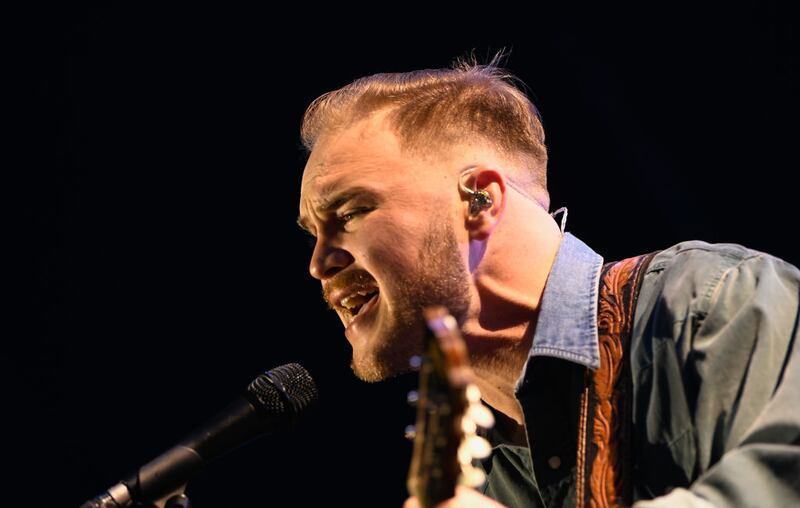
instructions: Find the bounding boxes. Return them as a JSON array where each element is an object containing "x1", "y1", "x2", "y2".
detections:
[
  {"x1": 461, "y1": 167, "x2": 566, "y2": 233},
  {"x1": 550, "y1": 207, "x2": 568, "y2": 234},
  {"x1": 459, "y1": 167, "x2": 478, "y2": 196}
]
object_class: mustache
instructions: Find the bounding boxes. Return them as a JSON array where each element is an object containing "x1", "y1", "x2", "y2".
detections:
[{"x1": 322, "y1": 270, "x2": 378, "y2": 309}]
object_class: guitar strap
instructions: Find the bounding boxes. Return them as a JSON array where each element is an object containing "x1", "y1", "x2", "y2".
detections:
[{"x1": 575, "y1": 251, "x2": 659, "y2": 508}]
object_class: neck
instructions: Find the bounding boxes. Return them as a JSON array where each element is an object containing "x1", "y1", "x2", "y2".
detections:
[
  {"x1": 459, "y1": 202, "x2": 562, "y2": 425},
  {"x1": 467, "y1": 328, "x2": 534, "y2": 425}
]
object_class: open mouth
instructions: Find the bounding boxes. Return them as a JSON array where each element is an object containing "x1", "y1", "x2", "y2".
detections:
[{"x1": 340, "y1": 288, "x2": 379, "y2": 320}]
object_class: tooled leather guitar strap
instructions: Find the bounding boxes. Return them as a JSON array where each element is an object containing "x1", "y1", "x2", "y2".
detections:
[{"x1": 575, "y1": 251, "x2": 659, "y2": 508}]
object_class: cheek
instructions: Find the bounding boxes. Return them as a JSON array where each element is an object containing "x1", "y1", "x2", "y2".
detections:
[{"x1": 356, "y1": 217, "x2": 425, "y2": 272}]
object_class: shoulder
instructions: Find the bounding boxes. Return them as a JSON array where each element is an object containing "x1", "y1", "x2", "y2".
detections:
[
  {"x1": 626, "y1": 242, "x2": 800, "y2": 495},
  {"x1": 629, "y1": 240, "x2": 800, "y2": 370},
  {"x1": 635, "y1": 240, "x2": 799, "y2": 326}
]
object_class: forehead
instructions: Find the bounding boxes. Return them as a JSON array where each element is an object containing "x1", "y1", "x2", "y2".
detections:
[{"x1": 300, "y1": 115, "x2": 409, "y2": 202}]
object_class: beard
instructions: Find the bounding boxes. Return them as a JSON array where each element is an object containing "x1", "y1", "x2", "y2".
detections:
[{"x1": 350, "y1": 218, "x2": 471, "y2": 382}]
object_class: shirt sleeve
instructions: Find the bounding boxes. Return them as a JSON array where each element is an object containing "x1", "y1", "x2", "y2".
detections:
[{"x1": 633, "y1": 252, "x2": 800, "y2": 508}]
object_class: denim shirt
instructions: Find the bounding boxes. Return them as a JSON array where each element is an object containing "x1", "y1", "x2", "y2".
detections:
[
  {"x1": 479, "y1": 234, "x2": 800, "y2": 508},
  {"x1": 518, "y1": 232, "x2": 604, "y2": 377}
]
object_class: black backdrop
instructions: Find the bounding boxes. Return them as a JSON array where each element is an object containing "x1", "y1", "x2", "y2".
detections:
[{"x1": 16, "y1": 4, "x2": 798, "y2": 507}]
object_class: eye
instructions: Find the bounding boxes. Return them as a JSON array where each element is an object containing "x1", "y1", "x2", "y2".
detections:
[{"x1": 337, "y1": 207, "x2": 371, "y2": 225}]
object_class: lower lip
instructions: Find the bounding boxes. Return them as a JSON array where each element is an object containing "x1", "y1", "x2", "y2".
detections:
[{"x1": 345, "y1": 293, "x2": 380, "y2": 337}]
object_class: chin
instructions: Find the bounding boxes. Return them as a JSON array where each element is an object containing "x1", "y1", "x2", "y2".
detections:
[
  {"x1": 350, "y1": 344, "x2": 409, "y2": 383},
  {"x1": 350, "y1": 360, "x2": 391, "y2": 383},
  {"x1": 349, "y1": 324, "x2": 424, "y2": 383}
]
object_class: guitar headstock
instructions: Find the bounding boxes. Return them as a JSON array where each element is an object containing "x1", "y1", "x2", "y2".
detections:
[{"x1": 406, "y1": 306, "x2": 495, "y2": 508}]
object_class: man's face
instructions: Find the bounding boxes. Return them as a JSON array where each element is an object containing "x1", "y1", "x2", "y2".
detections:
[{"x1": 298, "y1": 115, "x2": 471, "y2": 382}]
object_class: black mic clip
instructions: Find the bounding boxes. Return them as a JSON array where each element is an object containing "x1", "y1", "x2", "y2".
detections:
[{"x1": 81, "y1": 485, "x2": 189, "y2": 508}]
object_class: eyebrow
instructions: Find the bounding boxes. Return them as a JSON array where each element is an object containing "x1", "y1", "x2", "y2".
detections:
[{"x1": 296, "y1": 187, "x2": 374, "y2": 234}]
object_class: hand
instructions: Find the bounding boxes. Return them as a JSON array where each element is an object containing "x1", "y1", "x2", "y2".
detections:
[{"x1": 403, "y1": 486, "x2": 507, "y2": 508}]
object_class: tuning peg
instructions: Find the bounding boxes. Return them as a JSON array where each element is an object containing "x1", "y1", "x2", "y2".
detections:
[
  {"x1": 467, "y1": 403, "x2": 495, "y2": 429},
  {"x1": 458, "y1": 442, "x2": 474, "y2": 464},
  {"x1": 409, "y1": 355, "x2": 422, "y2": 370},
  {"x1": 457, "y1": 435, "x2": 492, "y2": 464},
  {"x1": 461, "y1": 415, "x2": 477, "y2": 434},
  {"x1": 404, "y1": 424, "x2": 416, "y2": 440},
  {"x1": 466, "y1": 384, "x2": 482, "y2": 403},
  {"x1": 406, "y1": 390, "x2": 419, "y2": 406},
  {"x1": 459, "y1": 464, "x2": 487, "y2": 488},
  {"x1": 466, "y1": 435, "x2": 492, "y2": 459}
]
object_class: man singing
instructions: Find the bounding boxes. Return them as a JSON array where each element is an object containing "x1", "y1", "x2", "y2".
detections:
[{"x1": 296, "y1": 57, "x2": 800, "y2": 507}]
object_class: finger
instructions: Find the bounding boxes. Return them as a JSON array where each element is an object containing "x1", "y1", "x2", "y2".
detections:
[
  {"x1": 437, "y1": 486, "x2": 508, "y2": 507},
  {"x1": 404, "y1": 496, "x2": 420, "y2": 508}
]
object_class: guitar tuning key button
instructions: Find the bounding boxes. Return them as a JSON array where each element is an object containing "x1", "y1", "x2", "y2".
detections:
[
  {"x1": 461, "y1": 416, "x2": 477, "y2": 434},
  {"x1": 467, "y1": 404, "x2": 495, "y2": 429},
  {"x1": 409, "y1": 355, "x2": 422, "y2": 370},
  {"x1": 404, "y1": 425, "x2": 416, "y2": 440},
  {"x1": 466, "y1": 384, "x2": 481, "y2": 403},
  {"x1": 459, "y1": 465, "x2": 487, "y2": 488},
  {"x1": 466, "y1": 435, "x2": 492, "y2": 459},
  {"x1": 406, "y1": 390, "x2": 419, "y2": 406},
  {"x1": 458, "y1": 443, "x2": 473, "y2": 464}
]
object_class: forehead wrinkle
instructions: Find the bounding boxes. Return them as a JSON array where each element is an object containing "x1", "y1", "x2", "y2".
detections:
[
  {"x1": 303, "y1": 159, "x2": 335, "y2": 184},
  {"x1": 304, "y1": 157, "x2": 395, "y2": 202},
  {"x1": 303, "y1": 125, "x2": 403, "y2": 185},
  {"x1": 299, "y1": 121, "x2": 411, "y2": 229}
]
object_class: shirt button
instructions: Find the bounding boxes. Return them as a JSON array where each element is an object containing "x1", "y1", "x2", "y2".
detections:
[{"x1": 548, "y1": 456, "x2": 561, "y2": 470}]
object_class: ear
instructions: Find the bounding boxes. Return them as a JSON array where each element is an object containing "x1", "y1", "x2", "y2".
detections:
[{"x1": 459, "y1": 166, "x2": 506, "y2": 241}]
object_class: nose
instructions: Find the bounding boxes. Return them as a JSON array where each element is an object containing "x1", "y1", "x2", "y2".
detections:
[{"x1": 309, "y1": 237, "x2": 354, "y2": 280}]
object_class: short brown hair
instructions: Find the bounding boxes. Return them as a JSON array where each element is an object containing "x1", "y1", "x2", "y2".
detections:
[{"x1": 301, "y1": 55, "x2": 549, "y2": 207}]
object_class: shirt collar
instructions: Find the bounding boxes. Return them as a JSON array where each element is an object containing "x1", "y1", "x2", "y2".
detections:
[{"x1": 515, "y1": 233, "x2": 603, "y2": 391}]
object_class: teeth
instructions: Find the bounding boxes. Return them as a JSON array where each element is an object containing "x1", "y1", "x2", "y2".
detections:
[{"x1": 340, "y1": 289, "x2": 377, "y2": 310}]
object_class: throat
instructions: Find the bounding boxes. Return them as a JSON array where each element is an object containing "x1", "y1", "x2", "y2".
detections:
[
  {"x1": 465, "y1": 328, "x2": 535, "y2": 429},
  {"x1": 471, "y1": 371, "x2": 527, "y2": 428}
]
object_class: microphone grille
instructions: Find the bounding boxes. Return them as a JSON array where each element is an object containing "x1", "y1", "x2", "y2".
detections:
[{"x1": 246, "y1": 363, "x2": 318, "y2": 417}]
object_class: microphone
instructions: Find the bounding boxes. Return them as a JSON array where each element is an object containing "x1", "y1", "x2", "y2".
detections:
[{"x1": 81, "y1": 363, "x2": 318, "y2": 508}]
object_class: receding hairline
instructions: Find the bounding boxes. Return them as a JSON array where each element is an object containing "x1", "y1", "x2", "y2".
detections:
[{"x1": 300, "y1": 58, "x2": 550, "y2": 208}]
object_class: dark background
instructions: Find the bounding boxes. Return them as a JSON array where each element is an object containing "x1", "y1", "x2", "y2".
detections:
[{"x1": 16, "y1": 4, "x2": 798, "y2": 507}]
